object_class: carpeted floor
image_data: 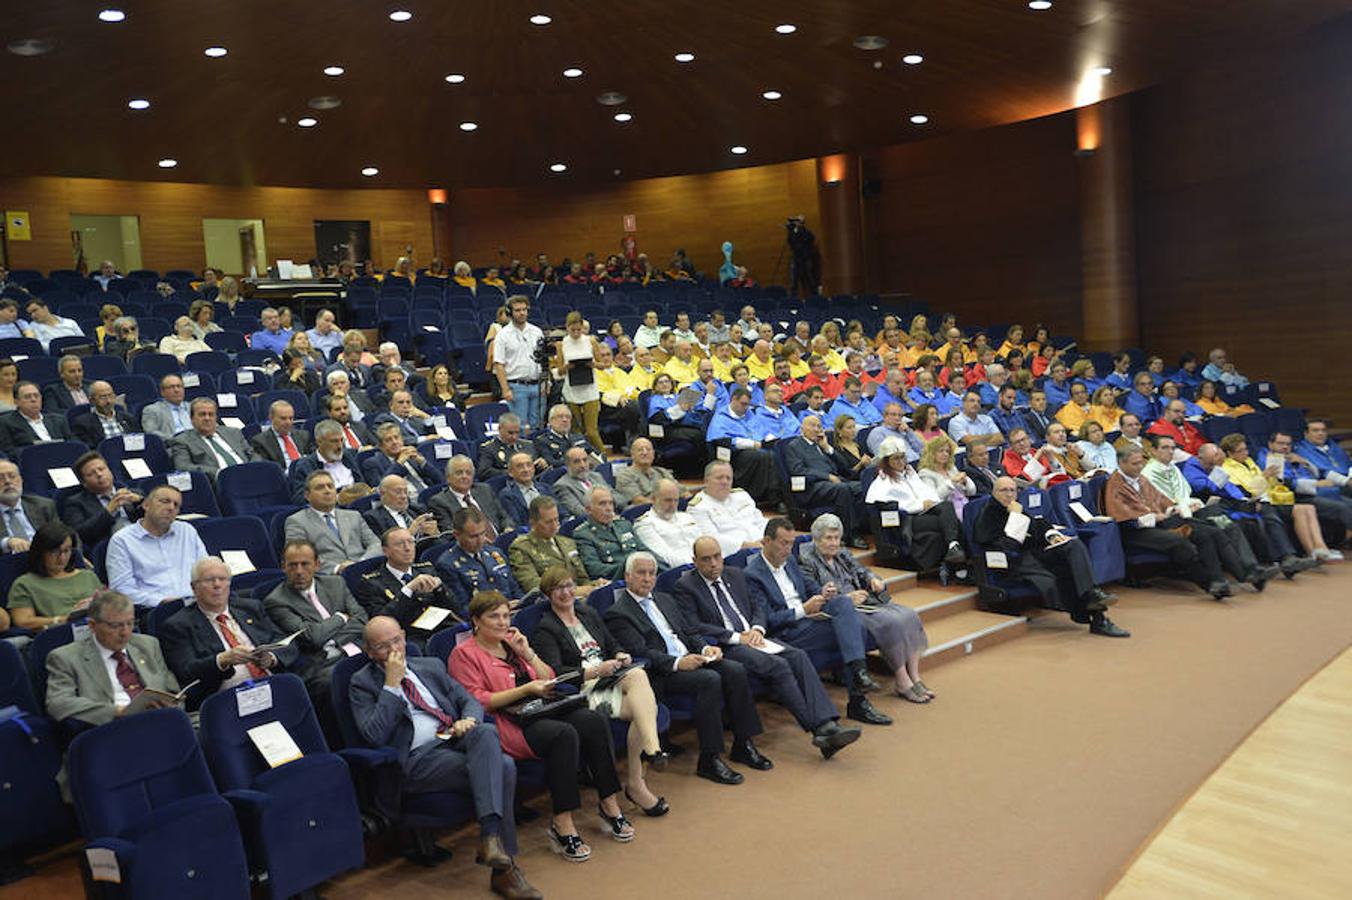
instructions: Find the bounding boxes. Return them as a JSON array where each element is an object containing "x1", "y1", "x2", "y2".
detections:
[{"x1": 9, "y1": 566, "x2": 1350, "y2": 900}]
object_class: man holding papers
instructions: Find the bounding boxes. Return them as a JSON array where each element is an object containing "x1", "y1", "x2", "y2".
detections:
[
  {"x1": 673, "y1": 536, "x2": 862, "y2": 760},
  {"x1": 353, "y1": 526, "x2": 463, "y2": 639},
  {"x1": 46, "y1": 590, "x2": 182, "y2": 726},
  {"x1": 160, "y1": 556, "x2": 301, "y2": 710},
  {"x1": 973, "y1": 478, "x2": 1127, "y2": 637}
]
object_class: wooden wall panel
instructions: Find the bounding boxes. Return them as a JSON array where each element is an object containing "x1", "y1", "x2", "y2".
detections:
[
  {"x1": 0, "y1": 176, "x2": 433, "y2": 275},
  {"x1": 859, "y1": 113, "x2": 1084, "y2": 333},
  {"x1": 1132, "y1": 16, "x2": 1352, "y2": 428},
  {"x1": 447, "y1": 160, "x2": 820, "y2": 288}
]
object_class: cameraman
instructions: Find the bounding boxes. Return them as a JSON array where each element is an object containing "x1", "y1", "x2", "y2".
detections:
[
  {"x1": 786, "y1": 214, "x2": 820, "y2": 299},
  {"x1": 492, "y1": 294, "x2": 545, "y2": 433}
]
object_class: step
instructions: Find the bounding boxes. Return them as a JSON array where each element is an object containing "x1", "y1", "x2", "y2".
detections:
[
  {"x1": 892, "y1": 585, "x2": 978, "y2": 622},
  {"x1": 919, "y1": 609, "x2": 1028, "y2": 668}
]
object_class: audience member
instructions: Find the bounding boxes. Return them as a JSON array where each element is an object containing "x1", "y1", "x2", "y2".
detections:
[
  {"x1": 492, "y1": 295, "x2": 545, "y2": 431},
  {"x1": 1146, "y1": 400, "x2": 1205, "y2": 456},
  {"x1": 7, "y1": 522, "x2": 101, "y2": 630},
  {"x1": 61, "y1": 451, "x2": 142, "y2": 547},
  {"x1": 508, "y1": 496, "x2": 600, "y2": 595},
  {"x1": 140, "y1": 373, "x2": 193, "y2": 439},
  {"x1": 106, "y1": 485, "x2": 206, "y2": 610},
  {"x1": 351, "y1": 526, "x2": 461, "y2": 637},
  {"x1": 707, "y1": 388, "x2": 784, "y2": 507},
  {"x1": 1, "y1": 459, "x2": 58, "y2": 553},
  {"x1": 70, "y1": 380, "x2": 134, "y2": 447},
  {"x1": 553, "y1": 447, "x2": 617, "y2": 518},
  {"x1": 866, "y1": 438, "x2": 967, "y2": 572},
  {"x1": 23, "y1": 298, "x2": 84, "y2": 352},
  {"x1": 288, "y1": 420, "x2": 366, "y2": 503},
  {"x1": 249, "y1": 307, "x2": 292, "y2": 356},
  {"x1": 614, "y1": 437, "x2": 680, "y2": 505},
  {"x1": 436, "y1": 507, "x2": 523, "y2": 614},
  {"x1": 305, "y1": 308, "x2": 345, "y2": 360},
  {"x1": 686, "y1": 460, "x2": 765, "y2": 555},
  {"x1": 784, "y1": 415, "x2": 867, "y2": 547},
  {"x1": 429, "y1": 455, "x2": 512, "y2": 537},
  {"x1": 477, "y1": 413, "x2": 545, "y2": 479},
  {"x1": 285, "y1": 471, "x2": 381, "y2": 574},
  {"x1": 167, "y1": 397, "x2": 255, "y2": 478},
  {"x1": 322, "y1": 391, "x2": 373, "y2": 449},
  {"x1": 1201, "y1": 347, "x2": 1249, "y2": 388},
  {"x1": 364, "y1": 474, "x2": 438, "y2": 540},
  {"x1": 573, "y1": 485, "x2": 654, "y2": 580},
  {"x1": 41, "y1": 355, "x2": 90, "y2": 412},
  {"x1": 500, "y1": 452, "x2": 556, "y2": 529},
  {"x1": 0, "y1": 381, "x2": 74, "y2": 450},
  {"x1": 1296, "y1": 420, "x2": 1352, "y2": 495},
  {"x1": 362, "y1": 422, "x2": 440, "y2": 493}
]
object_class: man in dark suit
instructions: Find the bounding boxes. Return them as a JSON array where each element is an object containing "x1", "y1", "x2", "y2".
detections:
[
  {"x1": 324, "y1": 341, "x2": 373, "y2": 391},
  {"x1": 1022, "y1": 389, "x2": 1054, "y2": 444},
  {"x1": 70, "y1": 380, "x2": 136, "y2": 448},
  {"x1": 364, "y1": 474, "x2": 439, "y2": 540},
  {"x1": 159, "y1": 556, "x2": 301, "y2": 711},
  {"x1": 428, "y1": 455, "x2": 513, "y2": 537},
  {"x1": 352, "y1": 526, "x2": 462, "y2": 641},
  {"x1": 320, "y1": 392, "x2": 373, "y2": 451},
  {"x1": 61, "y1": 451, "x2": 143, "y2": 547},
  {"x1": 604, "y1": 552, "x2": 766, "y2": 785},
  {"x1": 166, "y1": 397, "x2": 255, "y2": 479},
  {"x1": 744, "y1": 517, "x2": 891, "y2": 726},
  {"x1": 785, "y1": 415, "x2": 867, "y2": 548},
  {"x1": 248, "y1": 399, "x2": 313, "y2": 472},
  {"x1": 42, "y1": 354, "x2": 92, "y2": 412},
  {"x1": 499, "y1": 452, "x2": 555, "y2": 529},
  {"x1": 264, "y1": 539, "x2": 369, "y2": 714},
  {"x1": 287, "y1": 420, "x2": 366, "y2": 503},
  {"x1": 350, "y1": 615, "x2": 538, "y2": 897},
  {"x1": 362, "y1": 423, "x2": 440, "y2": 492},
  {"x1": 0, "y1": 458, "x2": 59, "y2": 552},
  {"x1": 370, "y1": 390, "x2": 434, "y2": 444},
  {"x1": 672, "y1": 536, "x2": 861, "y2": 759},
  {"x1": 0, "y1": 381, "x2": 75, "y2": 452},
  {"x1": 962, "y1": 441, "x2": 1003, "y2": 497}
]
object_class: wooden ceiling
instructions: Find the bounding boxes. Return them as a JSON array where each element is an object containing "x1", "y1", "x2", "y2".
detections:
[{"x1": 1, "y1": 1, "x2": 1347, "y2": 189}]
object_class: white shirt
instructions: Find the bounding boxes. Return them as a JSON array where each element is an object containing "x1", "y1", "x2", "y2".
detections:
[
  {"x1": 203, "y1": 607, "x2": 256, "y2": 691},
  {"x1": 864, "y1": 468, "x2": 942, "y2": 514},
  {"x1": 633, "y1": 509, "x2": 703, "y2": 568},
  {"x1": 701, "y1": 575, "x2": 757, "y2": 641},
  {"x1": 492, "y1": 321, "x2": 544, "y2": 382},
  {"x1": 382, "y1": 666, "x2": 444, "y2": 752},
  {"x1": 687, "y1": 488, "x2": 762, "y2": 555},
  {"x1": 98, "y1": 639, "x2": 133, "y2": 708},
  {"x1": 323, "y1": 456, "x2": 356, "y2": 489},
  {"x1": 21, "y1": 413, "x2": 51, "y2": 442},
  {"x1": 766, "y1": 561, "x2": 806, "y2": 619}
]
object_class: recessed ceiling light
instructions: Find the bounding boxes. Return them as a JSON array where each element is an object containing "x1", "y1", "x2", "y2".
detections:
[
  {"x1": 361, "y1": 166, "x2": 379, "y2": 177},
  {"x1": 445, "y1": 73, "x2": 466, "y2": 84},
  {"x1": 297, "y1": 117, "x2": 318, "y2": 128},
  {"x1": 854, "y1": 35, "x2": 889, "y2": 51},
  {"x1": 127, "y1": 98, "x2": 150, "y2": 110},
  {"x1": 674, "y1": 52, "x2": 695, "y2": 63},
  {"x1": 204, "y1": 46, "x2": 227, "y2": 58},
  {"x1": 1092, "y1": 66, "x2": 1113, "y2": 76},
  {"x1": 910, "y1": 114, "x2": 929, "y2": 124},
  {"x1": 308, "y1": 95, "x2": 342, "y2": 109},
  {"x1": 762, "y1": 90, "x2": 782, "y2": 100},
  {"x1": 389, "y1": 10, "x2": 412, "y2": 22},
  {"x1": 1028, "y1": 0, "x2": 1052, "y2": 9},
  {"x1": 775, "y1": 24, "x2": 797, "y2": 35},
  {"x1": 459, "y1": 121, "x2": 478, "y2": 131},
  {"x1": 530, "y1": 14, "x2": 552, "y2": 25},
  {"x1": 98, "y1": 9, "x2": 126, "y2": 23},
  {"x1": 730, "y1": 145, "x2": 748, "y2": 155},
  {"x1": 549, "y1": 162, "x2": 567, "y2": 173},
  {"x1": 563, "y1": 67, "x2": 583, "y2": 78},
  {"x1": 158, "y1": 158, "x2": 177, "y2": 168},
  {"x1": 614, "y1": 112, "x2": 632, "y2": 122},
  {"x1": 7, "y1": 39, "x2": 53, "y2": 57},
  {"x1": 596, "y1": 91, "x2": 627, "y2": 106},
  {"x1": 323, "y1": 65, "x2": 345, "y2": 76},
  {"x1": 902, "y1": 53, "x2": 924, "y2": 65}
]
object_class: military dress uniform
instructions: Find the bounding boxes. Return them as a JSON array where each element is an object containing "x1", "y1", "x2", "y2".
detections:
[
  {"x1": 476, "y1": 438, "x2": 540, "y2": 479},
  {"x1": 687, "y1": 488, "x2": 766, "y2": 557},
  {"x1": 534, "y1": 429, "x2": 603, "y2": 468},
  {"x1": 352, "y1": 561, "x2": 464, "y2": 637},
  {"x1": 507, "y1": 532, "x2": 591, "y2": 594},
  {"x1": 573, "y1": 518, "x2": 656, "y2": 580},
  {"x1": 435, "y1": 544, "x2": 523, "y2": 614}
]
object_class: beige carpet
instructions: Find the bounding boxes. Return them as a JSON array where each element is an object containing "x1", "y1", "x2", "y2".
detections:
[{"x1": 9, "y1": 567, "x2": 1351, "y2": 900}]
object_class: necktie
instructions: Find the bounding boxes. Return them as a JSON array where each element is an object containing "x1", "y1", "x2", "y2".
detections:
[
  {"x1": 713, "y1": 580, "x2": 748, "y2": 632},
  {"x1": 172, "y1": 406, "x2": 188, "y2": 431},
  {"x1": 304, "y1": 587, "x2": 330, "y2": 619},
  {"x1": 403, "y1": 461, "x2": 427, "y2": 493},
  {"x1": 465, "y1": 495, "x2": 498, "y2": 540},
  {"x1": 4, "y1": 507, "x2": 30, "y2": 541},
  {"x1": 216, "y1": 613, "x2": 268, "y2": 679},
  {"x1": 342, "y1": 425, "x2": 360, "y2": 448},
  {"x1": 112, "y1": 650, "x2": 144, "y2": 699},
  {"x1": 640, "y1": 596, "x2": 683, "y2": 657},
  {"x1": 401, "y1": 677, "x2": 456, "y2": 729},
  {"x1": 324, "y1": 513, "x2": 340, "y2": 537},
  {"x1": 400, "y1": 571, "x2": 414, "y2": 584},
  {"x1": 281, "y1": 433, "x2": 300, "y2": 461},
  {"x1": 211, "y1": 434, "x2": 241, "y2": 466}
]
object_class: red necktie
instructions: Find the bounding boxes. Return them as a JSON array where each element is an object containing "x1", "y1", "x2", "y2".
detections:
[
  {"x1": 401, "y1": 677, "x2": 456, "y2": 729},
  {"x1": 216, "y1": 613, "x2": 269, "y2": 680},
  {"x1": 112, "y1": 650, "x2": 143, "y2": 699},
  {"x1": 281, "y1": 434, "x2": 300, "y2": 461},
  {"x1": 343, "y1": 425, "x2": 360, "y2": 448}
]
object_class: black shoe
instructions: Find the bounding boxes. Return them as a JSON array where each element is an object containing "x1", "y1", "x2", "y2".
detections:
[
  {"x1": 812, "y1": 722, "x2": 862, "y2": 759},
  {"x1": 847, "y1": 697, "x2": 893, "y2": 725},
  {"x1": 943, "y1": 541, "x2": 967, "y2": 565},
  {"x1": 659, "y1": 740, "x2": 687, "y2": 758},
  {"x1": 729, "y1": 739, "x2": 774, "y2": 771},
  {"x1": 1083, "y1": 587, "x2": 1115, "y2": 611},
  {"x1": 848, "y1": 536, "x2": 869, "y2": 550},
  {"x1": 695, "y1": 754, "x2": 745, "y2": 785},
  {"x1": 1207, "y1": 580, "x2": 1232, "y2": 601},
  {"x1": 639, "y1": 749, "x2": 670, "y2": 771},
  {"x1": 1246, "y1": 564, "x2": 1281, "y2": 591},
  {"x1": 1280, "y1": 555, "x2": 1317, "y2": 577},
  {"x1": 623, "y1": 788, "x2": 670, "y2": 817},
  {"x1": 849, "y1": 661, "x2": 881, "y2": 694},
  {"x1": 1089, "y1": 613, "x2": 1131, "y2": 638}
]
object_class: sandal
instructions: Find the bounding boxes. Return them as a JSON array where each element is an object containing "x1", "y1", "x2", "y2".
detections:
[
  {"x1": 547, "y1": 825, "x2": 591, "y2": 861},
  {"x1": 897, "y1": 684, "x2": 931, "y2": 704},
  {"x1": 624, "y1": 788, "x2": 670, "y2": 817},
  {"x1": 915, "y1": 680, "x2": 936, "y2": 698},
  {"x1": 597, "y1": 806, "x2": 636, "y2": 842}
]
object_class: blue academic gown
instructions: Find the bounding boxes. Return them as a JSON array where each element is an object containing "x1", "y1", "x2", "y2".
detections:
[
  {"x1": 871, "y1": 384, "x2": 911, "y2": 415},
  {"x1": 749, "y1": 406, "x2": 803, "y2": 442},
  {"x1": 825, "y1": 395, "x2": 883, "y2": 428}
]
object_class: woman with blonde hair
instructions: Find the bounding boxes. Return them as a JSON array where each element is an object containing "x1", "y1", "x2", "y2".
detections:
[
  {"x1": 95, "y1": 303, "x2": 124, "y2": 349},
  {"x1": 1088, "y1": 385, "x2": 1124, "y2": 434},
  {"x1": 217, "y1": 275, "x2": 242, "y2": 312},
  {"x1": 917, "y1": 435, "x2": 976, "y2": 518},
  {"x1": 553, "y1": 311, "x2": 604, "y2": 451}
]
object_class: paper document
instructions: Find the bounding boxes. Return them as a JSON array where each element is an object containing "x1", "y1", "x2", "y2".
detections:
[
  {"x1": 122, "y1": 457, "x2": 153, "y2": 480},
  {"x1": 1259, "y1": 398, "x2": 1280, "y2": 409},
  {"x1": 1068, "y1": 501, "x2": 1112, "y2": 523},
  {"x1": 411, "y1": 607, "x2": 455, "y2": 631},
  {"x1": 123, "y1": 679, "x2": 200, "y2": 715},
  {"x1": 1022, "y1": 457, "x2": 1046, "y2": 480},
  {"x1": 167, "y1": 471, "x2": 193, "y2": 490},
  {"x1": 648, "y1": 424, "x2": 665, "y2": 438},
  {"x1": 221, "y1": 550, "x2": 256, "y2": 575},
  {"x1": 790, "y1": 476, "x2": 806, "y2": 492},
  {"x1": 880, "y1": 510, "x2": 901, "y2": 528},
  {"x1": 123, "y1": 433, "x2": 145, "y2": 451},
  {"x1": 985, "y1": 551, "x2": 1009, "y2": 569},
  {"x1": 85, "y1": 848, "x2": 122, "y2": 884},
  {"x1": 221, "y1": 417, "x2": 245, "y2": 430},
  {"x1": 48, "y1": 467, "x2": 79, "y2": 489},
  {"x1": 252, "y1": 629, "x2": 303, "y2": 655},
  {"x1": 753, "y1": 639, "x2": 785, "y2": 655},
  {"x1": 247, "y1": 721, "x2": 304, "y2": 768},
  {"x1": 1004, "y1": 512, "x2": 1031, "y2": 543}
]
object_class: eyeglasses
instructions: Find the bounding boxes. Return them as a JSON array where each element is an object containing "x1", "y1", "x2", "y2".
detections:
[
  {"x1": 96, "y1": 618, "x2": 135, "y2": 631},
  {"x1": 369, "y1": 635, "x2": 405, "y2": 653}
]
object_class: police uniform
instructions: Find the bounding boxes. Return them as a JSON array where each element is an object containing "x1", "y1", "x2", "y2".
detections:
[
  {"x1": 352, "y1": 561, "x2": 464, "y2": 635},
  {"x1": 687, "y1": 488, "x2": 765, "y2": 556},
  {"x1": 435, "y1": 545, "x2": 522, "y2": 614},
  {"x1": 507, "y1": 532, "x2": 590, "y2": 594},
  {"x1": 476, "y1": 438, "x2": 540, "y2": 479},
  {"x1": 573, "y1": 518, "x2": 654, "y2": 580},
  {"x1": 533, "y1": 429, "x2": 601, "y2": 468}
]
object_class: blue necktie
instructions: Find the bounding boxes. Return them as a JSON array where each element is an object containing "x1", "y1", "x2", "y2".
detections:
[
  {"x1": 640, "y1": 596, "x2": 683, "y2": 657},
  {"x1": 324, "y1": 513, "x2": 340, "y2": 537}
]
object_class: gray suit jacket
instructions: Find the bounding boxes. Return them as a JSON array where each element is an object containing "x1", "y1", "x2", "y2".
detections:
[
  {"x1": 284, "y1": 506, "x2": 381, "y2": 574},
  {"x1": 349, "y1": 655, "x2": 483, "y2": 768},
  {"x1": 1, "y1": 495, "x2": 59, "y2": 551},
  {"x1": 427, "y1": 482, "x2": 513, "y2": 535},
  {"x1": 140, "y1": 400, "x2": 192, "y2": 440},
  {"x1": 167, "y1": 426, "x2": 255, "y2": 476},
  {"x1": 263, "y1": 574, "x2": 369, "y2": 672},
  {"x1": 552, "y1": 470, "x2": 620, "y2": 519},
  {"x1": 45, "y1": 633, "x2": 179, "y2": 726}
]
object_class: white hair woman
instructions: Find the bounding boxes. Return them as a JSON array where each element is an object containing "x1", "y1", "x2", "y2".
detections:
[{"x1": 798, "y1": 513, "x2": 934, "y2": 703}]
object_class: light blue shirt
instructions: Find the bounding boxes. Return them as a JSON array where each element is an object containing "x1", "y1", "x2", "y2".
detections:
[
  {"x1": 1075, "y1": 440, "x2": 1118, "y2": 472},
  {"x1": 1, "y1": 501, "x2": 36, "y2": 551},
  {"x1": 948, "y1": 412, "x2": 1000, "y2": 444},
  {"x1": 0, "y1": 319, "x2": 29, "y2": 340},
  {"x1": 106, "y1": 520, "x2": 208, "y2": 607},
  {"x1": 250, "y1": 327, "x2": 293, "y2": 356},
  {"x1": 631, "y1": 591, "x2": 685, "y2": 668},
  {"x1": 382, "y1": 666, "x2": 444, "y2": 752},
  {"x1": 306, "y1": 327, "x2": 344, "y2": 359},
  {"x1": 29, "y1": 316, "x2": 85, "y2": 352},
  {"x1": 867, "y1": 426, "x2": 922, "y2": 461}
]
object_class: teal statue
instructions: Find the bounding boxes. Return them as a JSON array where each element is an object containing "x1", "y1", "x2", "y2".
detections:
[{"x1": 719, "y1": 241, "x2": 737, "y2": 284}]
